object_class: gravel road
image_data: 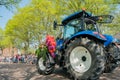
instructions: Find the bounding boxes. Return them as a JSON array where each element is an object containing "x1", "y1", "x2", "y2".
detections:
[{"x1": 0, "y1": 63, "x2": 120, "y2": 80}]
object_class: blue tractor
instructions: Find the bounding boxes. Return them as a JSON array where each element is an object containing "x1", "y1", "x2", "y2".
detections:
[{"x1": 37, "y1": 10, "x2": 120, "y2": 80}]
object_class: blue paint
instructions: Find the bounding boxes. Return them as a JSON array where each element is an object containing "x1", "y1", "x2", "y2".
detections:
[
  {"x1": 103, "y1": 35, "x2": 113, "y2": 47},
  {"x1": 56, "y1": 39, "x2": 64, "y2": 50},
  {"x1": 70, "y1": 31, "x2": 107, "y2": 41}
]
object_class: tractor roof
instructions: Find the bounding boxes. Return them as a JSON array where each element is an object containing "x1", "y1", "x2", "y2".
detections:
[{"x1": 62, "y1": 10, "x2": 92, "y2": 25}]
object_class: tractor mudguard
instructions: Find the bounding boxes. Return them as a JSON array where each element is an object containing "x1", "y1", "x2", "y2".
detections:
[
  {"x1": 104, "y1": 35, "x2": 115, "y2": 47},
  {"x1": 69, "y1": 31, "x2": 119, "y2": 47},
  {"x1": 63, "y1": 31, "x2": 107, "y2": 48},
  {"x1": 103, "y1": 35, "x2": 119, "y2": 47},
  {"x1": 70, "y1": 30, "x2": 107, "y2": 41}
]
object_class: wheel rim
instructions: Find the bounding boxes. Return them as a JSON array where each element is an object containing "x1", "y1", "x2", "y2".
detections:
[
  {"x1": 38, "y1": 58, "x2": 46, "y2": 70},
  {"x1": 70, "y1": 46, "x2": 92, "y2": 73}
]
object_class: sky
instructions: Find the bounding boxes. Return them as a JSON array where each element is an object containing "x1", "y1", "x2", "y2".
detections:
[{"x1": 0, "y1": 0, "x2": 30, "y2": 29}]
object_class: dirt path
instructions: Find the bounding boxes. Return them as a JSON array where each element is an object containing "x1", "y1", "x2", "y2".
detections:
[{"x1": 0, "y1": 63, "x2": 120, "y2": 80}]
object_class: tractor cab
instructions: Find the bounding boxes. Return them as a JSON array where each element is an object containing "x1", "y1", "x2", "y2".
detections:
[
  {"x1": 63, "y1": 18, "x2": 99, "y2": 39},
  {"x1": 54, "y1": 10, "x2": 113, "y2": 39},
  {"x1": 54, "y1": 10, "x2": 114, "y2": 50}
]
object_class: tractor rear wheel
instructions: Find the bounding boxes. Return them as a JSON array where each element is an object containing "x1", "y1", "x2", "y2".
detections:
[
  {"x1": 65, "y1": 37, "x2": 105, "y2": 80},
  {"x1": 104, "y1": 44, "x2": 120, "y2": 73}
]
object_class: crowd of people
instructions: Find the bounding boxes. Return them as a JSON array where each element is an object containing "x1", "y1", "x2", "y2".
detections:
[
  {"x1": 0, "y1": 54, "x2": 37, "y2": 64},
  {"x1": 0, "y1": 34, "x2": 56, "y2": 65}
]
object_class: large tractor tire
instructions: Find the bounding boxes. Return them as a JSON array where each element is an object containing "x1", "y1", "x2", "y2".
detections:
[
  {"x1": 36, "y1": 54, "x2": 55, "y2": 75},
  {"x1": 65, "y1": 37, "x2": 105, "y2": 80},
  {"x1": 104, "y1": 44, "x2": 120, "y2": 73}
]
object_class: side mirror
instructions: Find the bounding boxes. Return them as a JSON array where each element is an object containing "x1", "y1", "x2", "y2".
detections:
[
  {"x1": 97, "y1": 15, "x2": 114, "y2": 23},
  {"x1": 53, "y1": 21, "x2": 57, "y2": 30}
]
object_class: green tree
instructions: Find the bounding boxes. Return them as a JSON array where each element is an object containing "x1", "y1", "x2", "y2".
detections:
[
  {"x1": 0, "y1": 28, "x2": 8, "y2": 54},
  {"x1": 106, "y1": 12, "x2": 120, "y2": 35},
  {"x1": 0, "y1": 28, "x2": 4, "y2": 54},
  {"x1": 60, "y1": 0, "x2": 118, "y2": 15},
  {"x1": 5, "y1": 0, "x2": 64, "y2": 53}
]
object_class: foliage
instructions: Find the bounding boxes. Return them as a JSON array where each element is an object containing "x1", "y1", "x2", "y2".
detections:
[
  {"x1": 0, "y1": 28, "x2": 4, "y2": 49},
  {"x1": 103, "y1": 12, "x2": 120, "y2": 35},
  {"x1": 61, "y1": 0, "x2": 117, "y2": 15},
  {"x1": 35, "y1": 46, "x2": 47, "y2": 60},
  {"x1": 0, "y1": 28, "x2": 12, "y2": 53}
]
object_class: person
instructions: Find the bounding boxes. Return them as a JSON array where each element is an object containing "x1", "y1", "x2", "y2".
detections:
[
  {"x1": 46, "y1": 35, "x2": 56, "y2": 58},
  {"x1": 35, "y1": 43, "x2": 47, "y2": 61},
  {"x1": 45, "y1": 35, "x2": 57, "y2": 64}
]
